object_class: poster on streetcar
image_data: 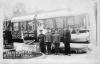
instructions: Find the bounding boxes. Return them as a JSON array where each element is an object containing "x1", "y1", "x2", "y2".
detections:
[
  {"x1": 28, "y1": 21, "x2": 33, "y2": 32},
  {"x1": 67, "y1": 16, "x2": 74, "y2": 25},
  {"x1": 20, "y1": 22, "x2": 27, "y2": 31},
  {"x1": 13, "y1": 22, "x2": 19, "y2": 31}
]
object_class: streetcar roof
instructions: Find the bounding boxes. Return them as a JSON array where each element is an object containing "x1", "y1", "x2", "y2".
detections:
[
  {"x1": 37, "y1": 10, "x2": 88, "y2": 19},
  {"x1": 11, "y1": 9, "x2": 89, "y2": 22},
  {"x1": 11, "y1": 15, "x2": 35, "y2": 22}
]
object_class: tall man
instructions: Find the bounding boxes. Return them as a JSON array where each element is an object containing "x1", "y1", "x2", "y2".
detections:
[
  {"x1": 53, "y1": 30, "x2": 60, "y2": 55},
  {"x1": 45, "y1": 29, "x2": 52, "y2": 54},
  {"x1": 4, "y1": 28, "x2": 13, "y2": 49},
  {"x1": 63, "y1": 27, "x2": 71, "y2": 55},
  {"x1": 38, "y1": 30, "x2": 46, "y2": 54}
]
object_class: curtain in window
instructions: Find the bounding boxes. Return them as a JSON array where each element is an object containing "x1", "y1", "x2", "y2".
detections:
[
  {"x1": 44, "y1": 18, "x2": 54, "y2": 29},
  {"x1": 67, "y1": 16, "x2": 74, "y2": 25}
]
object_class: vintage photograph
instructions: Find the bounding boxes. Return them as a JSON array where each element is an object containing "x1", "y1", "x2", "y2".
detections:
[{"x1": 1, "y1": 0, "x2": 99, "y2": 64}]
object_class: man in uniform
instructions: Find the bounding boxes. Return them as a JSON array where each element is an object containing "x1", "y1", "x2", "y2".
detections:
[
  {"x1": 38, "y1": 30, "x2": 46, "y2": 54},
  {"x1": 53, "y1": 30, "x2": 60, "y2": 55},
  {"x1": 63, "y1": 27, "x2": 71, "y2": 56},
  {"x1": 45, "y1": 29, "x2": 53, "y2": 54}
]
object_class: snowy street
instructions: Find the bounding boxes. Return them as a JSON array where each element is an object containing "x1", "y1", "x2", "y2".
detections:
[
  {"x1": 2, "y1": 42, "x2": 98, "y2": 64},
  {"x1": 2, "y1": 48, "x2": 98, "y2": 64}
]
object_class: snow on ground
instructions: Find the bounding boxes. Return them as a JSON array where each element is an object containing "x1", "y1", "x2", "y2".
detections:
[
  {"x1": 2, "y1": 51, "x2": 98, "y2": 64},
  {"x1": 3, "y1": 44, "x2": 98, "y2": 64}
]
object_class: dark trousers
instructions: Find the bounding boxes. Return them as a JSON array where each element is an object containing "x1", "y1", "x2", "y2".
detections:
[
  {"x1": 54, "y1": 43, "x2": 60, "y2": 54},
  {"x1": 4, "y1": 39, "x2": 13, "y2": 49},
  {"x1": 40, "y1": 42, "x2": 46, "y2": 53},
  {"x1": 64, "y1": 41, "x2": 70, "y2": 55},
  {"x1": 46, "y1": 42, "x2": 52, "y2": 54}
]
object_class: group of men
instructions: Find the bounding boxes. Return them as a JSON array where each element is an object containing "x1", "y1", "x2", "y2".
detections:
[
  {"x1": 3, "y1": 26, "x2": 71, "y2": 56},
  {"x1": 38, "y1": 28, "x2": 71, "y2": 56}
]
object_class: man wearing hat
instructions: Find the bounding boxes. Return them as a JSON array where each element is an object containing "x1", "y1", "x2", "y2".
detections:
[{"x1": 38, "y1": 30, "x2": 46, "y2": 54}]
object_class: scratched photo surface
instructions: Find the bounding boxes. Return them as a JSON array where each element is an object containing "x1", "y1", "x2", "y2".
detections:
[{"x1": 0, "y1": 0, "x2": 100, "y2": 64}]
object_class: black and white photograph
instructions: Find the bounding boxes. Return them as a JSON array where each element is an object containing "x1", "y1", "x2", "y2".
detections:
[{"x1": 0, "y1": 0, "x2": 100, "y2": 64}]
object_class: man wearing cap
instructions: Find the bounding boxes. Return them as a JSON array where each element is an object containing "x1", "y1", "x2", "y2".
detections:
[
  {"x1": 45, "y1": 29, "x2": 53, "y2": 54},
  {"x1": 38, "y1": 30, "x2": 46, "y2": 54},
  {"x1": 4, "y1": 28, "x2": 13, "y2": 49},
  {"x1": 53, "y1": 30, "x2": 60, "y2": 55},
  {"x1": 63, "y1": 27, "x2": 71, "y2": 56}
]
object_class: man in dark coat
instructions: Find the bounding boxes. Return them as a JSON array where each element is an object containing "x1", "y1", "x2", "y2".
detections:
[
  {"x1": 38, "y1": 30, "x2": 46, "y2": 54},
  {"x1": 63, "y1": 28, "x2": 71, "y2": 55},
  {"x1": 53, "y1": 30, "x2": 60, "y2": 55},
  {"x1": 4, "y1": 28, "x2": 13, "y2": 49},
  {"x1": 45, "y1": 29, "x2": 53, "y2": 54}
]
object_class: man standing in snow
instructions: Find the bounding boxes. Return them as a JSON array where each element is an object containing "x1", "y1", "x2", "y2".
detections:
[
  {"x1": 53, "y1": 30, "x2": 60, "y2": 55},
  {"x1": 63, "y1": 27, "x2": 71, "y2": 56},
  {"x1": 38, "y1": 30, "x2": 46, "y2": 54},
  {"x1": 45, "y1": 29, "x2": 53, "y2": 54}
]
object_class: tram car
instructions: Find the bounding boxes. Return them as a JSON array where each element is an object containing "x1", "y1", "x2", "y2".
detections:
[
  {"x1": 36, "y1": 11, "x2": 90, "y2": 51},
  {"x1": 11, "y1": 15, "x2": 38, "y2": 43},
  {"x1": 37, "y1": 11, "x2": 90, "y2": 43},
  {"x1": 11, "y1": 10, "x2": 90, "y2": 48}
]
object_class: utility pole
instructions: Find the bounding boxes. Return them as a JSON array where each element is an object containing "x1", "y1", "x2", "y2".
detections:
[
  {"x1": 33, "y1": 11, "x2": 39, "y2": 42},
  {"x1": 94, "y1": 2, "x2": 97, "y2": 46}
]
